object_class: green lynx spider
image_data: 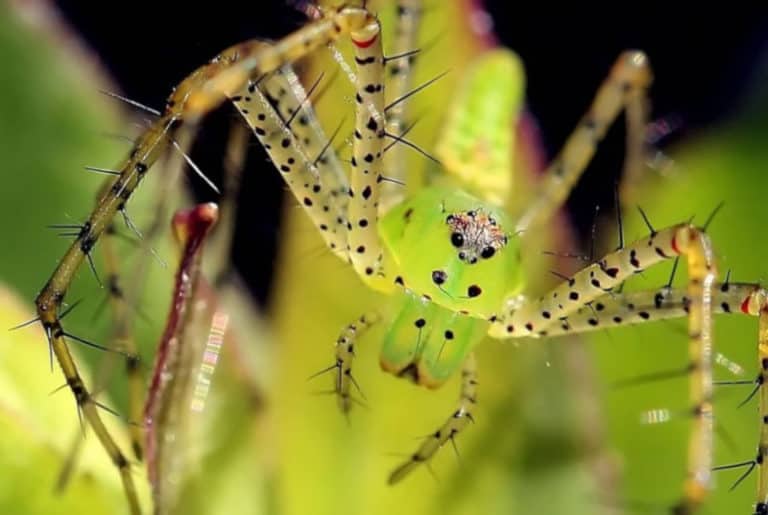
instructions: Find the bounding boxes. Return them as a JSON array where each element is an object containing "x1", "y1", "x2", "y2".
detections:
[{"x1": 30, "y1": 2, "x2": 768, "y2": 514}]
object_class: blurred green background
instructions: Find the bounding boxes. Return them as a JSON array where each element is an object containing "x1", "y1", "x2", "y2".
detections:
[{"x1": 1, "y1": 1, "x2": 767, "y2": 514}]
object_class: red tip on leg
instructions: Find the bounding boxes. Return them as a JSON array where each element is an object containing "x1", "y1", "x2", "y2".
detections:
[
  {"x1": 671, "y1": 234, "x2": 680, "y2": 255},
  {"x1": 352, "y1": 34, "x2": 378, "y2": 48},
  {"x1": 741, "y1": 296, "x2": 752, "y2": 315}
]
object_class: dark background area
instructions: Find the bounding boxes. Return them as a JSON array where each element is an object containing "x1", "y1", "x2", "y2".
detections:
[{"x1": 54, "y1": 0, "x2": 768, "y2": 305}]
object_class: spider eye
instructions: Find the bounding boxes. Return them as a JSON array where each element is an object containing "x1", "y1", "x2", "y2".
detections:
[
  {"x1": 458, "y1": 251, "x2": 466, "y2": 260},
  {"x1": 451, "y1": 232, "x2": 464, "y2": 247},
  {"x1": 481, "y1": 246, "x2": 495, "y2": 259}
]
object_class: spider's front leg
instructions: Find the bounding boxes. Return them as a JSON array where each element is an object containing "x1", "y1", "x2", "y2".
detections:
[
  {"x1": 230, "y1": 13, "x2": 390, "y2": 289},
  {"x1": 490, "y1": 224, "x2": 717, "y2": 513},
  {"x1": 33, "y1": 7, "x2": 390, "y2": 513}
]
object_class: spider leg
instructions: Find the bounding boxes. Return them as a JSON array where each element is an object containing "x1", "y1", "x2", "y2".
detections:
[
  {"x1": 381, "y1": 0, "x2": 424, "y2": 211},
  {"x1": 515, "y1": 51, "x2": 652, "y2": 231},
  {"x1": 388, "y1": 352, "x2": 477, "y2": 484},
  {"x1": 492, "y1": 222, "x2": 716, "y2": 513},
  {"x1": 311, "y1": 313, "x2": 380, "y2": 415},
  {"x1": 232, "y1": 60, "x2": 351, "y2": 262},
  {"x1": 34, "y1": 8, "x2": 386, "y2": 512}
]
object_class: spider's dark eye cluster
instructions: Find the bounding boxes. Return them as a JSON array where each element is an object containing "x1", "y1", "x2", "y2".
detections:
[
  {"x1": 451, "y1": 232, "x2": 464, "y2": 248},
  {"x1": 480, "y1": 246, "x2": 495, "y2": 259}
]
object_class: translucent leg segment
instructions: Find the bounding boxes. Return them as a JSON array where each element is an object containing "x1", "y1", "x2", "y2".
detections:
[
  {"x1": 381, "y1": 0, "x2": 423, "y2": 210},
  {"x1": 515, "y1": 51, "x2": 652, "y2": 232},
  {"x1": 231, "y1": 60, "x2": 351, "y2": 261}
]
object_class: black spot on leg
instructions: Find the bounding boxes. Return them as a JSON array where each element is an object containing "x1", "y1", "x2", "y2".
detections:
[
  {"x1": 113, "y1": 451, "x2": 130, "y2": 469},
  {"x1": 362, "y1": 186, "x2": 372, "y2": 200},
  {"x1": 303, "y1": 197, "x2": 313, "y2": 207},
  {"x1": 581, "y1": 116, "x2": 597, "y2": 131},
  {"x1": 721, "y1": 302, "x2": 731, "y2": 313},
  {"x1": 366, "y1": 117, "x2": 378, "y2": 131},
  {"x1": 414, "y1": 318, "x2": 426, "y2": 328},
  {"x1": 80, "y1": 234, "x2": 96, "y2": 255},
  {"x1": 67, "y1": 377, "x2": 89, "y2": 405},
  {"x1": 432, "y1": 270, "x2": 447, "y2": 285},
  {"x1": 569, "y1": 291, "x2": 580, "y2": 301},
  {"x1": 467, "y1": 285, "x2": 482, "y2": 298}
]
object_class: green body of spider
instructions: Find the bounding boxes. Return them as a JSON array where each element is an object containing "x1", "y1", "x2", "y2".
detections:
[{"x1": 374, "y1": 49, "x2": 526, "y2": 388}]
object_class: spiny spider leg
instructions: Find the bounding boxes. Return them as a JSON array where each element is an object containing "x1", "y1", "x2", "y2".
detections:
[
  {"x1": 538, "y1": 282, "x2": 764, "y2": 337},
  {"x1": 381, "y1": 0, "x2": 424, "y2": 210},
  {"x1": 33, "y1": 6, "x2": 387, "y2": 513},
  {"x1": 388, "y1": 352, "x2": 477, "y2": 485},
  {"x1": 232, "y1": 58, "x2": 350, "y2": 261},
  {"x1": 490, "y1": 223, "x2": 716, "y2": 513},
  {"x1": 757, "y1": 306, "x2": 768, "y2": 513},
  {"x1": 515, "y1": 50, "x2": 652, "y2": 231},
  {"x1": 312, "y1": 313, "x2": 380, "y2": 415},
  {"x1": 101, "y1": 225, "x2": 145, "y2": 460},
  {"x1": 227, "y1": 13, "x2": 389, "y2": 286}
]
